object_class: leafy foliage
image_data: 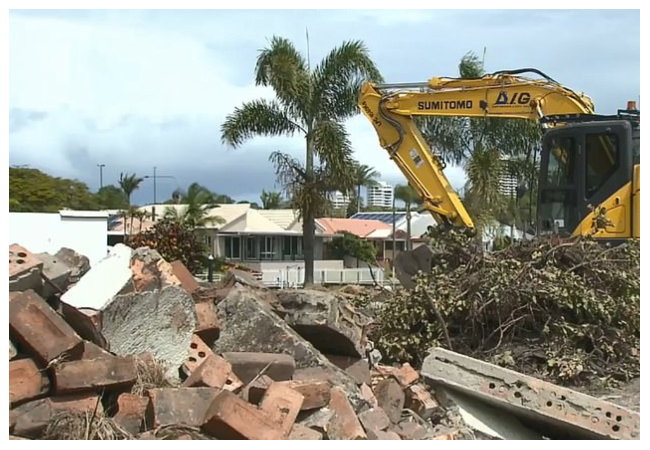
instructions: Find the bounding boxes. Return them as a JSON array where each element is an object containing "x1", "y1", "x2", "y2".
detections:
[
  {"x1": 260, "y1": 189, "x2": 283, "y2": 209},
  {"x1": 328, "y1": 231, "x2": 377, "y2": 263},
  {"x1": 221, "y1": 35, "x2": 382, "y2": 284},
  {"x1": 95, "y1": 185, "x2": 128, "y2": 210},
  {"x1": 118, "y1": 172, "x2": 144, "y2": 206},
  {"x1": 9, "y1": 167, "x2": 98, "y2": 212},
  {"x1": 373, "y1": 231, "x2": 640, "y2": 386},
  {"x1": 126, "y1": 219, "x2": 206, "y2": 273},
  {"x1": 162, "y1": 183, "x2": 225, "y2": 229}
]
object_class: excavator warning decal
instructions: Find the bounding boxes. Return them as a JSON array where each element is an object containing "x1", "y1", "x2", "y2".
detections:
[
  {"x1": 409, "y1": 148, "x2": 424, "y2": 168},
  {"x1": 495, "y1": 91, "x2": 531, "y2": 106}
]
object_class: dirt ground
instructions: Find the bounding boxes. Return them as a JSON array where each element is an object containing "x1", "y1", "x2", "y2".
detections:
[{"x1": 577, "y1": 378, "x2": 640, "y2": 412}]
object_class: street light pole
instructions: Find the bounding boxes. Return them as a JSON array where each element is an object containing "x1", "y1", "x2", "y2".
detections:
[
  {"x1": 143, "y1": 168, "x2": 177, "y2": 221},
  {"x1": 153, "y1": 166, "x2": 157, "y2": 205},
  {"x1": 97, "y1": 164, "x2": 105, "y2": 189}
]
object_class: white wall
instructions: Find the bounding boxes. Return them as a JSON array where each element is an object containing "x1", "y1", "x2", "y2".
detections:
[{"x1": 8, "y1": 211, "x2": 109, "y2": 266}]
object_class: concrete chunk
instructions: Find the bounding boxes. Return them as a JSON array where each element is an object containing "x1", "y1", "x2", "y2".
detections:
[
  {"x1": 36, "y1": 252, "x2": 72, "y2": 298},
  {"x1": 9, "y1": 290, "x2": 84, "y2": 365},
  {"x1": 213, "y1": 285, "x2": 366, "y2": 411},
  {"x1": 421, "y1": 347, "x2": 641, "y2": 440},
  {"x1": 54, "y1": 247, "x2": 90, "y2": 283},
  {"x1": 130, "y1": 247, "x2": 181, "y2": 292},
  {"x1": 101, "y1": 286, "x2": 196, "y2": 377},
  {"x1": 276, "y1": 289, "x2": 371, "y2": 358}
]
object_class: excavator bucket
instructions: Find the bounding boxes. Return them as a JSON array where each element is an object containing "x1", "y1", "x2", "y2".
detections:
[{"x1": 393, "y1": 245, "x2": 436, "y2": 290}]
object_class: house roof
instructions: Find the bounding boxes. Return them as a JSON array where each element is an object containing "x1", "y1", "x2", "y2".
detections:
[
  {"x1": 316, "y1": 218, "x2": 391, "y2": 238},
  {"x1": 351, "y1": 211, "x2": 408, "y2": 225},
  {"x1": 256, "y1": 209, "x2": 300, "y2": 229}
]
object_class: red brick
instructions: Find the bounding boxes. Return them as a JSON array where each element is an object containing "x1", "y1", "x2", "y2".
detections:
[
  {"x1": 288, "y1": 423, "x2": 323, "y2": 440},
  {"x1": 222, "y1": 351, "x2": 296, "y2": 384},
  {"x1": 259, "y1": 382, "x2": 304, "y2": 438},
  {"x1": 170, "y1": 260, "x2": 200, "y2": 294},
  {"x1": 326, "y1": 355, "x2": 371, "y2": 385},
  {"x1": 202, "y1": 390, "x2": 283, "y2": 440},
  {"x1": 183, "y1": 334, "x2": 214, "y2": 375},
  {"x1": 358, "y1": 407, "x2": 391, "y2": 433},
  {"x1": 373, "y1": 378, "x2": 405, "y2": 424},
  {"x1": 392, "y1": 362, "x2": 420, "y2": 388},
  {"x1": 368, "y1": 429, "x2": 402, "y2": 440},
  {"x1": 360, "y1": 383, "x2": 379, "y2": 408},
  {"x1": 9, "y1": 358, "x2": 50, "y2": 406},
  {"x1": 113, "y1": 393, "x2": 149, "y2": 435},
  {"x1": 81, "y1": 341, "x2": 112, "y2": 360},
  {"x1": 249, "y1": 376, "x2": 330, "y2": 410},
  {"x1": 396, "y1": 421, "x2": 428, "y2": 440},
  {"x1": 53, "y1": 355, "x2": 137, "y2": 394},
  {"x1": 327, "y1": 386, "x2": 367, "y2": 440},
  {"x1": 181, "y1": 353, "x2": 243, "y2": 392},
  {"x1": 9, "y1": 290, "x2": 84, "y2": 365},
  {"x1": 11, "y1": 393, "x2": 103, "y2": 438},
  {"x1": 194, "y1": 301, "x2": 220, "y2": 342},
  {"x1": 9, "y1": 245, "x2": 43, "y2": 293},
  {"x1": 146, "y1": 387, "x2": 219, "y2": 428},
  {"x1": 405, "y1": 384, "x2": 439, "y2": 420}
]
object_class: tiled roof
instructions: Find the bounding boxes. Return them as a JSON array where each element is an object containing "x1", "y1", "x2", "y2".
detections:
[{"x1": 316, "y1": 218, "x2": 391, "y2": 238}]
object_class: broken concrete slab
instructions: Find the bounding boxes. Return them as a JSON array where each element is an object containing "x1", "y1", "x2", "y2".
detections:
[
  {"x1": 130, "y1": 247, "x2": 181, "y2": 292},
  {"x1": 101, "y1": 285, "x2": 196, "y2": 378},
  {"x1": 421, "y1": 347, "x2": 641, "y2": 440},
  {"x1": 61, "y1": 243, "x2": 133, "y2": 310},
  {"x1": 224, "y1": 268, "x2": 265, "y2": 289},
  {"x1": 36, "y1": 252, "x2": 72, "y2": 298},
  {"x1": 436, "y1": 387, "x2": 542, "y2": 440},
  {"x1": 54, "y1": 247, "x2": 90, "y2": 284},
  {"x1": 213, "y1": 285, "x2": 367, "y2": 411},
  {"x1": 276, "y1": 289, "x2": 372, "y2": 358}
]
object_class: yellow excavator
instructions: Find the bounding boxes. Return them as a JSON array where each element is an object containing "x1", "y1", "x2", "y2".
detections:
[{"x1": 358, "y1": 69, "x2": 640, "y2": 288}]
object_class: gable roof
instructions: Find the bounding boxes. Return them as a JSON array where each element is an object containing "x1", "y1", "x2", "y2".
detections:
[
  {"x1": 219, "y1": 209, "x2": 301, "y2": 235},
  {"x1": 256, "y1": 209, "x2": 300, "y2": 229},
  {"x1": 316, "y1": 218, "x2": 391, "y2": 238}
]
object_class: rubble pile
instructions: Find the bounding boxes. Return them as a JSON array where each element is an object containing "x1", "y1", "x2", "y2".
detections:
[{"x1": 8, "y1": 243, "x2": 460, "y2": 440}]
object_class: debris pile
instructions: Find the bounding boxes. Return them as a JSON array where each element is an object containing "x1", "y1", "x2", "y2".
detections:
[
  {"x1": 372, "y1": 233, "x2": 640, "y2": 385},
  {"x1": 8, "y1": 243, "x2": 456, "y2": 440}
]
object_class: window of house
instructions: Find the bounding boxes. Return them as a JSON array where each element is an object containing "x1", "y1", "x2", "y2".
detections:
[
  {"x1": 224, "y1": 236, "x2": 241, "y2": 259},
  {"x1": 246, "y1": 237, "x2": 257, "y2": 260},
  {"x1": 585, "y1": 133, "x2": 619, "y2": 198}
]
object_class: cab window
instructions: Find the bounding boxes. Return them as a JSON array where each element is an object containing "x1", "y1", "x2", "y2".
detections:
[
  {"x1": 546, "y1": 137, "x2": 575, "y2": 187},
  {"x1": 585, "y1": 133, "x2": 618, "y2": 198}
]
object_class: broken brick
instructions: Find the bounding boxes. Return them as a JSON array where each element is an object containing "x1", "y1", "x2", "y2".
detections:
[
  {"x1": 373, "y1": 378, "x2": 405, "y2": 424},
  {"x1": 358, "y1": 407, "x2": 391, "y2": 434},
  {"x1": 392, "y1": 362, "x2": 420, "y2": 388},
  {"x1": 9, "y1": 244, "x2": 43, "y2": 293},
  {"x1": 146, "y1": 387, "x2": 219, "y2": 428},
  {"x1": 202, "y1": 389, "x2": 283, "y2": 440},
  {"x1": 9, "y1": 358, "x2": 50, "y2": 406},
  {"x1": 326, "y1": 355, "x2": 371, "y2": 385},
  {"x1": 327, "y1": 386, "x2": 367, "y2": 440},
  {"x1": 368, "y1": 429, "x2": 402, "y2": 440},
  {"x1": 181, "y1": 353, "x2": 243, "y2": 392},
  {"x1": 53, "y1": 355, "x2": 137, "y2": 394},
  {"x1": 222, "y1": 351, "x2": 296, "y2": 384},
  {"x1": 248, "y1": 375, "x2": 331, "y2": 410},
  {"x1": 9, "y1": 290, "x2": 84, "y2": 366},
  {"x1": 170, "y1": 260, "x2": 200, "y2": 294},
  {"x1": 259, "y1": 381, "x2": 304, "y2": 438},
  {"x1": 81, "y1": 341, "x2": 112, "y2": 360},
  {"x1": 405, "y1": 384, "x2": 439, "y2": 419},
  {"x1": 11, "y1": 393, "x2": 103, "y2": 438},
  {"x1": 288, "y1": 423, "x2": 323, "y2": 440},
  {"x1": 396, "y1": 420, "x2": 428, "y2": 440},
  {"x1": 113, "y1": 393, "x2": 149, "y2": 435},
  {"x1": 60, "y1": 302, "x2": 107, "y2": 349},
  {"x1": 360, "y1": 383, "x2": 379, "y2": 408},
  {"x1": 183, "y1": 334, "x2": 214, "y2": 375},
  {"x1": 194, "y1": 301, "x2": 220, "y2": 343}
]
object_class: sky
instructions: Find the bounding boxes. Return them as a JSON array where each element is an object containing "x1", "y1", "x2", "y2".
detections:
[{"x1": 8, "y1": 8, "x2": 641, "y2": 206}]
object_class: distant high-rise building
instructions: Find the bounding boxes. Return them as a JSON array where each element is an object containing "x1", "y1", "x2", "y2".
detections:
[
  {"x1": 499, "y1": 171, "x2": 518, "y2": 197},
  {"x1": 331, "y1": 191, "x2": 351, "y2": 210},
  {"x1": 367, "y1": 181, "x2": 394, "y2": 208}
]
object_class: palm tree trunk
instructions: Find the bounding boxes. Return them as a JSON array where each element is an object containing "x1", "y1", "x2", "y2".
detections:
[{"x1": 303, "y1": 133, "x2": 315, "y2": 287}]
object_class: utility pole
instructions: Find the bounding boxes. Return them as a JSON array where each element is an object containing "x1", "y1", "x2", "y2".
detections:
[
  {"x1": 153, "y1": 166, "x2": 157, "y2": 205},
  {"x1": 97, "y1": 164, "x2": 105, "y2": 189}
]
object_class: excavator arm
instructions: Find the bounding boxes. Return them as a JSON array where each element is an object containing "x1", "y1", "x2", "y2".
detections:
[{"x1": 358, "y1": 69, "x2": 595, "y2": 231}]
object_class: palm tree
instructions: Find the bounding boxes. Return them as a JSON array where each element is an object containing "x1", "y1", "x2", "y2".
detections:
[
  {"x1": 352, "y1": 163, "x2": 380, "y2": 213},
  {"x1": 260, "y1": 189, "x2": 282, "y2": 209},
  {"x1": 118, "y1": 172, "x2": 144, "y2": 207},
  {"x1": 221, "y1": 36, "x2": 382, "y2": 286},
  {"x1": 163, "y1": 183, "x2": 225, "y2": 229},
  {"x1": 394, "y1": 184, "x2": 422, "y2": 251}
]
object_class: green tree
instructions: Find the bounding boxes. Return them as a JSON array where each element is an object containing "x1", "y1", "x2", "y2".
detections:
[
  {"x1": 9, "y1": 167, "x2": 98, "y2": 212},
  {"x1": 328, "y1": 231, "x2": 377, "y2": 266},
  {"x1": 352, "y1": 163, "x2": 380, "y2": 214},
  {"x1": 260, "y1": 189, "x2": 283, "y2": 209},
  {"x1": 221, "y1": 36, "x2": 383, "y2": 286},
  {"x1": 419, "y1": 51, "x2": 543, "y2": 233},
  {"x1": 163, "y1": 182, "x2": 225, "y2": 229},
  {"x1": 394, "y1": 184, "x2": 422, "y2": 251},
  {"x1": 94, "y1": 185, "x2": 128, "y2": 209},
  {"x1": 118, "y1": 172, "x2": 144, "y2": 207}
]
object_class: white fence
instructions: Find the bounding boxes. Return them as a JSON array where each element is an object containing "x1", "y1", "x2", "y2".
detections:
[{"x1": 261, "y1": 267, "x2": 385, "y2": 288}]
